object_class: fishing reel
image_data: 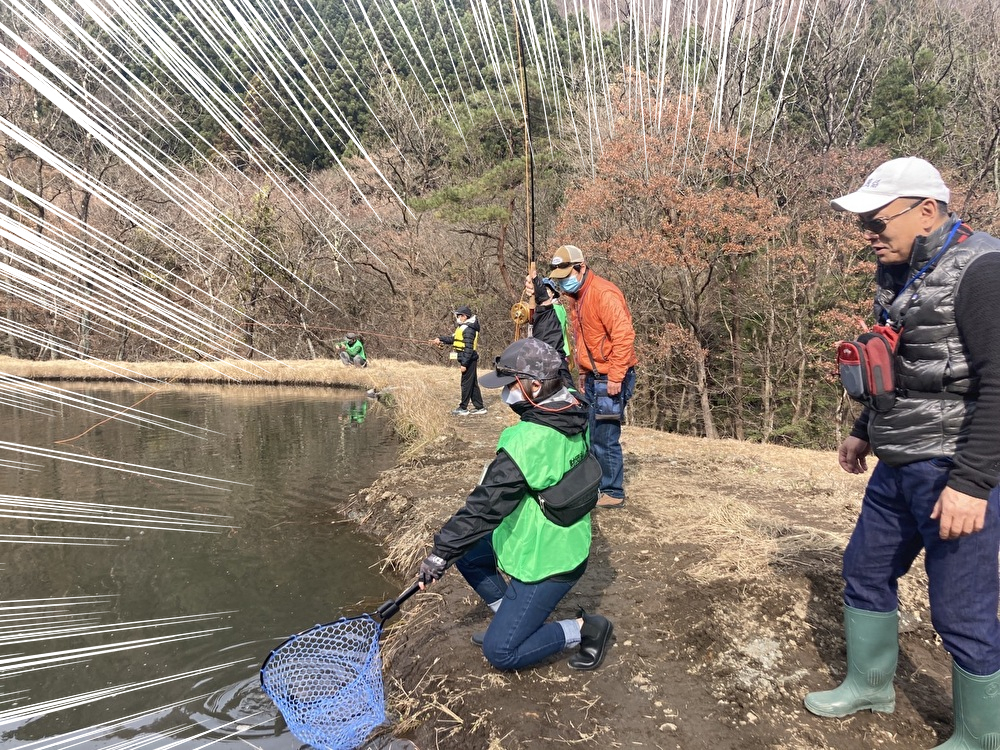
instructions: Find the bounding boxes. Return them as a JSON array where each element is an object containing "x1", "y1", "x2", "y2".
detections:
[{"x1": 510, "y1": 301, "x2": 531, "y2": 325}]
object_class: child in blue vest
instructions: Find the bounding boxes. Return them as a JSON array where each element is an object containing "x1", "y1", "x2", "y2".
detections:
[{"x1": 417, "y1": 337, "x2": 613, "y2": 671}]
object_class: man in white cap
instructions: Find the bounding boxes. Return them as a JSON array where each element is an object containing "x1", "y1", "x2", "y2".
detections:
[
  {"x1": 547, "y1": 245, "x2": 638, "y2": 508},
  {"x1": 804, "y1": 157, "x2": 1000, "y2": 748}
]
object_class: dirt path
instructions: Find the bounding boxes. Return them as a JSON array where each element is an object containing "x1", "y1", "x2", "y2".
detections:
[{"x1": 350, "y1": 401, "x2": 956, "y2": 750}]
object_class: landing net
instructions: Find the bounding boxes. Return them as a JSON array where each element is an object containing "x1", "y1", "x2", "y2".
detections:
[{"x1": 260, "y1": 614, "x2": 386, "y2": 750}]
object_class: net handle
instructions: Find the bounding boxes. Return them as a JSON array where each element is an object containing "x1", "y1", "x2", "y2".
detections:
[{"x1": 374, "y1": 581, "x2": 420, "y2": 622}]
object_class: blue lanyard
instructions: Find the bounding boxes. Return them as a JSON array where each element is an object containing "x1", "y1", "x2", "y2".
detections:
[{"x1": 879, "y1": 221, "x2": 963, "y2": 325}]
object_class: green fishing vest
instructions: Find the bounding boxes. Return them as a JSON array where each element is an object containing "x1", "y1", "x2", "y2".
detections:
[
  {"x1": 554, "y1": 303, "x2": 571, "y2": 358},
  {"x1": 492, "y1": 421, "x2": 591, "y2": 583}
]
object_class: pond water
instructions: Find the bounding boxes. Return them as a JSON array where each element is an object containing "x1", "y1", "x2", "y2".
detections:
[{"x1": 0, "y1": 384, "x2": 401, "y2": 748}]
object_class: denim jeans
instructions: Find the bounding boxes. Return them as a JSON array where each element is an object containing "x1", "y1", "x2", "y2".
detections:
[
  {"x1": 584, "y1": 368, "x2": 636, "y2": 499},
  {"x1": 455, "y1": 536, "x2": 580, "y2": 670},
  {"x1": 843, "y1": 458, "x2": 1000, "y2": 674}
]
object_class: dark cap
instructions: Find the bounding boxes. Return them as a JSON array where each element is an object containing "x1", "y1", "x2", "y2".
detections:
[
  {"x1": 345, "y1": 332, "x2": 358, "y2": 341},
  {"x1": 480, "y1": 337, "x2": 563, "y2": 388},
  {"x1": 453, "y1": 305, "x2": 473, "y2": 317},
  {"x1": 548, "y1": 244, "x2": 585, "y2": 279}
]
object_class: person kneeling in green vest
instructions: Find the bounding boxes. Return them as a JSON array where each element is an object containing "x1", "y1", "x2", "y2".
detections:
[{"x1": 417, "y1": 337, "x2": 613, "y2": 671}]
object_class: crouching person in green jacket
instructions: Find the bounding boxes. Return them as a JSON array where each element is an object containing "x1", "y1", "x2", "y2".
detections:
[
  {"x1": 336, "y1": 333, "x2": 367, "y2": 367},
  {"x1": 417, "y1": 337, "x2": 613, "y2": 671}
]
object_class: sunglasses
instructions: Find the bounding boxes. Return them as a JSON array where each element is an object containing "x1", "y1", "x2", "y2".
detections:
[
  {"x1": 549, "y1": 261, "x2": 582, "y2": 271},
  {"x1": 856, "y1": 199, "x2": 924, "y2": 234}
]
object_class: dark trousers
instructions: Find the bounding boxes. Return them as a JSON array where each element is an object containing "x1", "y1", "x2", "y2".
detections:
[
  {"x1": 843, "y1": 458, "x2": 1000, "y2": 674},
  {"x1": 459, "y1": 358, "x2": 483, "y2": 409}
]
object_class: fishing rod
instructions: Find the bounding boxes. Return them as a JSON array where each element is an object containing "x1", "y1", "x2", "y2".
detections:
[{"x1": 510, "y1": 0, "x2": 535, "y2": 339}]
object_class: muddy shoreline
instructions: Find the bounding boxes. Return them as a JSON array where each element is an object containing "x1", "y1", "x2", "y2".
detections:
[{"x1": 344, "y1": 394, "x2": 954, "y2": 750}]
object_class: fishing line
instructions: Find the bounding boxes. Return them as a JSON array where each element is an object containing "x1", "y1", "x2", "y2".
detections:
[
  {"x1": 742, "y1": 0, "x2": 780, "y2": 169},
  {"x1": 764, "y1": 0, "x2": 809, "y2": 164},
  {"x1": 0, "y1": 664, "x2": 240, "y2": 726},
  {"x1": 0, "y1": 595, "x2": 113, "y2": 612},
  {"x1": 382, "y1": 0, "x2": 465, "y2": 139},
  {"x1": 11, "y1": 694, "x2": 215, "y2": 750},
  {"x1": 0, "y1": 442, "x2": 247, "y2": 490},
  {"x1": 0, "y1": 535, "x2": 121, "y2": 547},
  {"x1": 0, "y1": 631, "x2": 233, "y2": 676},
  {"x1": 0, "y1": 374, "x2": 219, "y2": 437}
]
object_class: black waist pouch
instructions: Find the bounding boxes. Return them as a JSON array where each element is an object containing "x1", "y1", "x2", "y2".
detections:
[{"x1": 535, "y1": 453, "x2": 602, "y2": 527}]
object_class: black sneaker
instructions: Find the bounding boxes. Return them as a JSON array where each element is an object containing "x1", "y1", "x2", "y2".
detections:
[{"x1": 470, "y1": 629, "x2": 486, "y2": 646}]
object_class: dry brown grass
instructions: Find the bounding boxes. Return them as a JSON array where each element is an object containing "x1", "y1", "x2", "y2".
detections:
[
  {"x1": 673, "y1": 499, "x2": 849, "y2": 582},
  {"x1": 619, "y1": 429, "x2": 865, "y2": 584}
]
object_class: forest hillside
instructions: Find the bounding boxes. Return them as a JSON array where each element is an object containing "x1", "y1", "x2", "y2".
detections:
[{"x1": 3, "y1": 0, "x2": 1000, "y2": 450}]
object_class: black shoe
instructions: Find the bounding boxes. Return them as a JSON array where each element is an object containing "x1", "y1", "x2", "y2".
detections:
[
  {"x1": 471, "y1": 629, "x2": 486, "y2": 646},
  {"x1": 568, "y1": 611, "x2": 613, "y2": 670}
]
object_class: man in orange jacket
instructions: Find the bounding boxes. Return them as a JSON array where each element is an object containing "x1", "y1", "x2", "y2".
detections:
[{"x1": 547, "y1": 245, "x2": 638, "y2": 507}]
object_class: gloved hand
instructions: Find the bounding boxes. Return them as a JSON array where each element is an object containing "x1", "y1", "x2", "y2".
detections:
[
  {"x1": 531, "y1": 274, "x2": 550, "y2": 304},
  {"x1": 418, "y1": 553, "x2": 447, "y2": 586}
]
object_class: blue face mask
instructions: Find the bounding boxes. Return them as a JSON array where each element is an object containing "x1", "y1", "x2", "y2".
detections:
[{"x1": 559, "y1": 275, "x2": 581, "y2": 294}]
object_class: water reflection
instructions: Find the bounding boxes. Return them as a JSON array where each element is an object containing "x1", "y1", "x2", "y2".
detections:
[{"x1": 0, "y1": 385, "x2": 399, "y2": 748}]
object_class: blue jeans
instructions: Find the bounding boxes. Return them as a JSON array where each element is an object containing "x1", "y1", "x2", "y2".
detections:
[
  {"x1": 584, "y1": 368, "x2": 636, "y2": 499},
  {"x1": 843, "y1": 458, "x2": 1000, "y2": 674},
  {"x1": 455, "y1": 536, "x2": 579, "y2": 670}
]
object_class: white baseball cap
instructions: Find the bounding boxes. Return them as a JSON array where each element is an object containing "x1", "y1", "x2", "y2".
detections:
[{"x1": 831, "y1": 157, "x2": 950, "y2": 214}]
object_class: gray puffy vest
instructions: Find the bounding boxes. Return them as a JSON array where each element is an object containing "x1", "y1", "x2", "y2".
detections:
[{"x1": 867, "y1": 217, "x2": 1000, "y2": 465}]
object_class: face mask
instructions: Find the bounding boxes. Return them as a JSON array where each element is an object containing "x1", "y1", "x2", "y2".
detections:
[
  {"x1": 501, "y1": 385, "x2": 525, "y2": 405},
  {"x1": 559, "y1": 275, "x2": 581, "y2": 294}
]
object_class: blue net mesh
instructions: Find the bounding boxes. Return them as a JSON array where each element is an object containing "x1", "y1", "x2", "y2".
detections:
[{"x1": 260, "y1": 614, "x2": 387, "y2": 750}]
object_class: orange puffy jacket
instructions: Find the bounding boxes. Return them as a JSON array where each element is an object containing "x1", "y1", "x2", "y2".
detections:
[{"x1": 567, "y1": 271, "x2": 638, "y2": 384}]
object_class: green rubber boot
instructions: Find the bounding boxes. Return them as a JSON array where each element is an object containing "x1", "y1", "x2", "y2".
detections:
[
  {"x1": 804, "y1": 606, "x2": 898, "y2": 717},
  {"x1": 932, "y1": 663, "x2": 1000, "y2": 749}
]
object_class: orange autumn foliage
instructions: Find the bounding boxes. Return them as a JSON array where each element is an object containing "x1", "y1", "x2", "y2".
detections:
[{"x1": 556, "y1": 103, "x2": 787, "y2": 272}]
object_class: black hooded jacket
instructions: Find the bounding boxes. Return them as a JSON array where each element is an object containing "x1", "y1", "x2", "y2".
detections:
[
  {"x1": 437, "y1": 316, "x2": 481, "y2": 367},
  {"x1": 530, "y1": 276, "x2": 569, "y2": 358},
  {"x1": 430, "y1": 394, "x2": 590, "y2": 564}
]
